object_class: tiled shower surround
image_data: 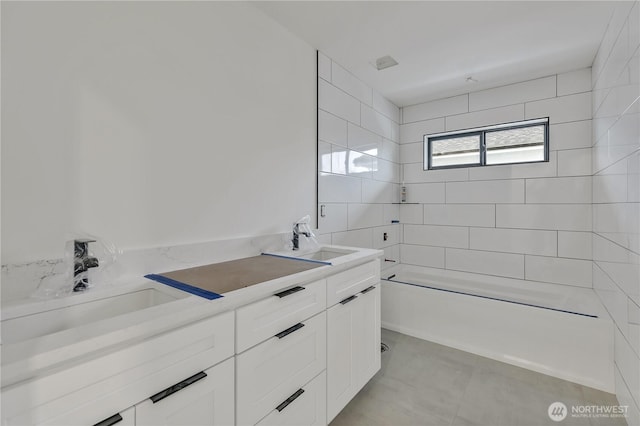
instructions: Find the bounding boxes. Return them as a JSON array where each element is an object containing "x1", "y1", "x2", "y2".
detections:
[
  {"x1": 317, "y1": 52, "x2": 595, "y2": 286},
  {"x1": 591, "y1": 2, "x2": 640, "y2": 424},
  {"x1": 316, "y1": 52, "x2": 401, "y2": 271},
  {"x1": 317, "y1": 16, "x2": 638, "y2": 417},
  {"x1": 398, "y1": 70, "x2": 594, "y2": 286}
]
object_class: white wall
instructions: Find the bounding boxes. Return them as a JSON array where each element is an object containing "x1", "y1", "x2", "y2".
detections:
[
  {"x1": 1, "y1": 2, "x2": 316, "y2": 264},
  {"x1": 316, "y1": 52, "x2": 401, "y2": 270},
  {"x1": 399, "y1": 70, "x2": 593, "y2": 287},
  {"x1": 591, "y1": 2, "x2": 640, "y2": 424}
]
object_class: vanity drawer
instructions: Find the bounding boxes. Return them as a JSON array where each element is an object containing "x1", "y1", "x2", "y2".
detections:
[
  {"x1": 236, "y1": 311, "x2": 326, "y2": 426},
  {"x1": 236, "y1": 279, "x2": 326, "y2": 353},
  {"x1": 3, "y1": 311, "x2": 235, "y2": 426},
  {"x1": 326, "y1": 260, "x2": 379, "y2": 307},
  {"x1": 255, "y1": 371, "x2": 326, "y2": 426}
]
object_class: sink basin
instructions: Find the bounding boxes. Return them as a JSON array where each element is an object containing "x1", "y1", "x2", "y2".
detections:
[
  {"x1": 264, "y1": 247, "x2": 357, "y2": 263},
  {"x1": 1, "y1": 287, "x2": 183, "y2": 345},
  {"x1": 296, "y1": 248, "x2": 356, "y2": 261}
]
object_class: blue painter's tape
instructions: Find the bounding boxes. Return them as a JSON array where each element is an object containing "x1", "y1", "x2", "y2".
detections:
[
  {"x1": 144, "y1": 274, "x2": 223, "y2": 300},
  {"x1": 260, "y1": 253, "x2": 331, "y2": 266}
]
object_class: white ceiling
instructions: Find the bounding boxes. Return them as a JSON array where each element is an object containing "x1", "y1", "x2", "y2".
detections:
[{"x1": 253, "y1": 1, "x2": 619, "y2": 107}]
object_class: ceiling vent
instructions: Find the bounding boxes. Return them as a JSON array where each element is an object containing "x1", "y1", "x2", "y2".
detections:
[{"x1": 374, "y1": 55, "x2": 398, "y2": 71}]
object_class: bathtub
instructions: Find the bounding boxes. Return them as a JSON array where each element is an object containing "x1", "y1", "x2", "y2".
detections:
[{"x1": 381, "y1": 264, "x2": 614, "y2": 392}]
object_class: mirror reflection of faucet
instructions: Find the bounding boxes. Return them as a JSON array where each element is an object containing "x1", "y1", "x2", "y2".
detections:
[{"x1": 73, "y1": 239, "x2": 99, "y2": 292}]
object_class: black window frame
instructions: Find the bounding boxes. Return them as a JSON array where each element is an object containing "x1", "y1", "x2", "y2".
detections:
[{"x1": 425, "y1": 117, "x2": 550, "y2": 170}]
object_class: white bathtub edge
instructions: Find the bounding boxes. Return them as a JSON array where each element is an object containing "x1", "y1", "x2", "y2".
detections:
[{"x1": 381, "y1": 280, "x2": 615, "y2": 393}]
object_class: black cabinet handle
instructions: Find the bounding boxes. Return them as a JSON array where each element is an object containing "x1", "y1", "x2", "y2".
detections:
[
  {"x1": 276, "y1": 388, "x2": 305, "y2": 412},
  {"x1": 149, "y1": 371, "x2": 207, "y2": 403},
  {"x1": 361, "y1": 286, "x2": 376, "y2": 294},
  {"x1": 274, "y1": 286, "x2": 305, "y2": 298},
  {"x1": 275, "y1": 322, "x2": 305, "y2": 339},
  {"x1": 93, "y1": 413, "x2": 123, "y2": 426},
  {"x1": 340, "y1": 294, "x2": 358, "y2": 305}
]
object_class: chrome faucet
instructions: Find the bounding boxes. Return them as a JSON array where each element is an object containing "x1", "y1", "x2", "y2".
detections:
[
  {"x1": 292, "y1": 223, "x2": 311, "y2": 251},
  {"x1": 73, "y1": 239, "x2": 99, "y2": 292}
]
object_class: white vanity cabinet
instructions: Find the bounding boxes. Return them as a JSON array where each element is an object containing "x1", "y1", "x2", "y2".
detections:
[
  {"x1": 39, "y1": 406, "x2": 136, "y2": 426},
  {"x1": 235, "y1": 279, "x2": 326, "y2": 353},
  {"x1": 136, "y1": 358, "x2": 235, "y2": 426},
  {"x1": 4, "y1": 311, "x2": 235, "y2": 426},
  {"x1": 326, "y1": 261, "x2": 381, "y2": 423},
  {"x1": 37, "y1": 359, "x2": 235, "y2": 426},
  {"x1": 97, "y1": 408, "x2": 136, "y2": 426},
  {"x1": 235, "y1": 279, "x2": 327, "y2": 426},
  {"x1": 255, "y1": 371, "x2": 326, "y2": 426},
  {"x1": 3, "y1": 252, "x2": 382, "y2": 426}
]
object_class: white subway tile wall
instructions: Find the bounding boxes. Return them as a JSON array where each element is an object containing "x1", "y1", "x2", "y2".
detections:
[
  {"x1": 445, "y1": 104, "x2": 525, "y2": 131},
  {"x1": 525, "y1": 92, "x2": 592, "y2": 124},
  {"x1": 557, "y1": 148, "x2": 592, "y2": 177},
  {"x1": 398, "y1": 67, "x2": 594, "y2": 289},
  {"x1": 524, "y1": 255, "x2": 593, "y2": 287},
  {"x1": 317, "y1": 52, "x2": 332, "y2": 83},
  {"x1": 404, "y1": 224, "x2": 469, "y2": 249},
  {"x1": 317, "y1": 53, "x2": 401, "y2": 270},
  {"x1": 402, "y1": 94, "x2": 468, "y2": 123},
  {"x1": 320, "y1": 34, "x2": 639, "y2": 418},
  {"x1": 423, "y1": 204, "x2": 495, "y2": 228},
  {"x1": 400, "y1": 244, "x2": 445, "y2": 268},
  {"x1": 557, "y1": 68, "x2": 592, "y2": 96},
  {"x1": 445, "y1": 179, "x2": 525, "y2": 204},
  {"x1": 496, "y1": 204, "x2": 592, "y2": 232},
  {"x1": 525, "y1": 176, "x2": 592, "y2": 204},
  {"x1": 318, "y1": 78, "x2": 360, "y2": 124},
  {"x1": 592, "y1": 3, "x2": 640, "y2": 418},
  {"x1": 469, "y1": 228, "x2": 558, "y2": 256},
  {"x1": 445, "y1": 248, "x2": 525, "y2": 279},
  {"x1": 467, "y1": 151, "x2": 558, "y2": 181},
  {"x1": 557, "y1": 231, "x2": 593, "y2": 260},
  {"x1": 468, "y1": 76, "x2": 557, "y2": 111},
  {"x1": 331, "y1": 61, "x2": 373, "y2": 106},
  {"x1": 400, "y1": 117, "x2": 445, "y2": 143}
]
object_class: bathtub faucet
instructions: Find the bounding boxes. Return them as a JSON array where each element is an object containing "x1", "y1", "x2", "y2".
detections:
[{"x1": 73, "y1": 239, "x2": 99, "y2": 292}]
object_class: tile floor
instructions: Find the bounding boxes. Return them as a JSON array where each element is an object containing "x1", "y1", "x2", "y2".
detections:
[{"x1": 330, "y1": 329, "x2": 626, "y2": 426}]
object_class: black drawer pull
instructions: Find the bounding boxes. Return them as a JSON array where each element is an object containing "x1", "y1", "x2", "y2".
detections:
[
  {"x1": 93, "y1": 414, "x2": 123, "y2": 426},
  {"x1": 276, "y1": 388, "x2": 305, "y2": 412},
  {"x1": 340, "y1": 294, "x2": 358, "y2": 305},
  {"x1": 361, "y1": 286, "x2": 376, "y2": 294},
  {"x1": 274, "y1": 286, "x2": 305, "y2": 298},
  {"x1": 150, "y1": 371, "x2": 207, "y2": 403},
  {"x1": 275, "y1": 322, "x2": 305, "y2": 339}
]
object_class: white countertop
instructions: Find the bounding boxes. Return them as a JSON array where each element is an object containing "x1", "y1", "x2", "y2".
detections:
[{"x1": 1, "y1": 245, "x2": 382, "y2": 388}]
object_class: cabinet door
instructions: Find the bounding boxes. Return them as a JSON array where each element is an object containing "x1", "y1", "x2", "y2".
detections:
[
  {"x1": 37, "y1": 405, "x2": 135, "y2": 426},
  {"x1": 326, "y1": 295, "x2": 359, "y2": 423},
  {"x1": 327, "y1": 284, "x2": 381, "y2": 423},
  {"x1": 256, "y1": 371, "x2": 326, "y2": 426},
  {"x1": 354, "y1": 285, "x2": 381, "y2": 391},
  {"x1": 326, "y1": 261, "x2": 378, "y2": 307},
  {"x1": 93, "y1": 407, "x2": 135, "y2": 426},
  {"x1": 136, "y1": 358, "x2": 234, "y2": 426},
  {"x1": 236, "y1": 278, "x2": 326, "y2": 353},
  {"x1": 236, "y1": 311, "x2": 326, "y2": 426}
]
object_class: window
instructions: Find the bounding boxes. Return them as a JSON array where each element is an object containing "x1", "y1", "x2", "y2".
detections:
[{"x1": 425, "y1": 118, "x2": 549, "y2": 170}]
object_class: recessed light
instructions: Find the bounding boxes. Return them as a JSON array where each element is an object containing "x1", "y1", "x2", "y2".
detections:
[{"x1": 374, "y1": 55, "x2": 398, "y2": 71}]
